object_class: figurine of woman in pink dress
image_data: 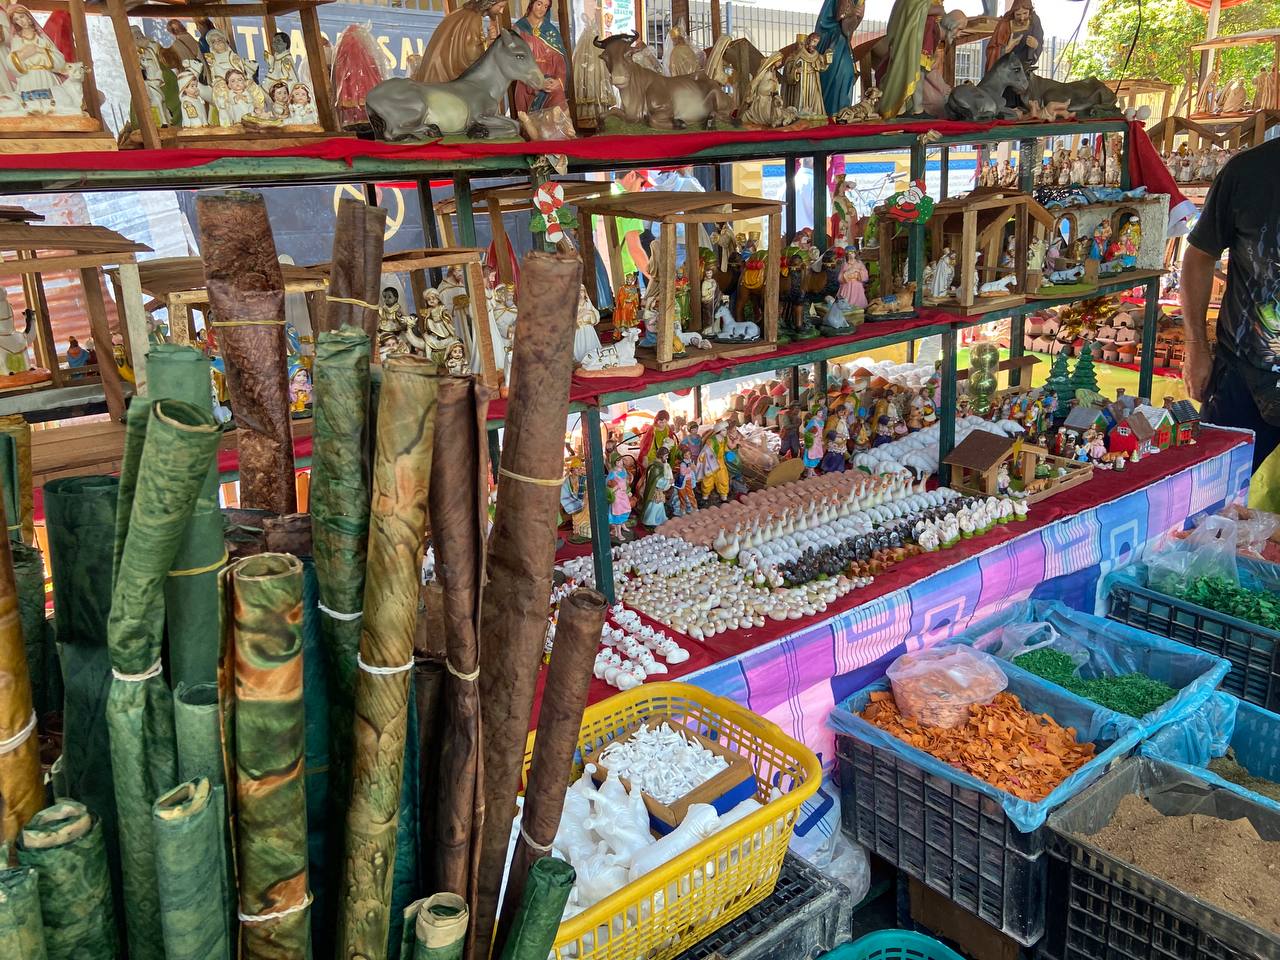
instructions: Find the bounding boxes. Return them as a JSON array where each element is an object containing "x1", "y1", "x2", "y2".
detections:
[
  {"x1": 838, "y1": 249, "x2": 869, "y2": 308},
  {"x1": 606, "y1": 452, "x2": 633, "y2": 542}
]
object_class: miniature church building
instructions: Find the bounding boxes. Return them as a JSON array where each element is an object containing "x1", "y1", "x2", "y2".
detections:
[
  {"x1": 943, "y1": 431, "x2": 1041, "y2": 496},
  {"x1": 1165, "y1": 398, "x2": 1201, "y2": 445},
  {"x1": 1109, "y1": 412, "x2": 1155, "y2": 460}
]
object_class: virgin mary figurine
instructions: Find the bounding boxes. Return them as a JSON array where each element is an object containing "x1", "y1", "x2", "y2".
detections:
[
  {"x1": 415, "y1": 0, "x2": 508, "y2": 83},
  {"x1": 513, "y1": 0, "x2": 567, "y2": 112},
  {"x1": 814, "y1": 0, "x2": 862, "y2": 116}
]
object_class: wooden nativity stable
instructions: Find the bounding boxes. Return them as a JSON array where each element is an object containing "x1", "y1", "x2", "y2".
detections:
[
  {"x1": 124, "y1": 255, "x2": 328, "y2": 347},
  {"x1": 942, "y1": 429, "x2": 1092, "y2": 504},
  {"x1": 0, "y1": 218, "x2": 150, "y2": 421},
  {"x1": 105, "y1": 0, "x2": 340, "y2": 149},
  {"x1": 574, "y1": 190, "x2": 783, "y2": 371},
  {"x1": 435, "y1": 180, "x2": 610, "y2": 287},
  {"x1": 925, "y1": 188, "x2": 1056, "y2": 315}
]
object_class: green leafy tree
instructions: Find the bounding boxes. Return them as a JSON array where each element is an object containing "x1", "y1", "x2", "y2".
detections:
[
  {"x1": 1045, "y1": 349, "x2": 1073, "y2": 409},
  {"x1": 1071, "y1": 0, "x2": 1280, "y2": 94},
  {"x1": 1070, "y1": 348, "x2": 1100, "y2": 396}
]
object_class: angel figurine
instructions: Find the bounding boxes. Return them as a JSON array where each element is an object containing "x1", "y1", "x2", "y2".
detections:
[
  {"x1": 8, "y1": 6, "x2": 72, "y2": 114},
  {"x1": 176, "y1": 68, "x2": 213, "y2": 127}
]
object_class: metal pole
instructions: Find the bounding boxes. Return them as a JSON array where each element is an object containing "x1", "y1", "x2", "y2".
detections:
[
  {"x1": 937, "y1": 327, "x2": 958, "y2": 486},
  {"x1": 363, "y1": 182, "x2": 378, "y2": 206},
  {"x1": 692, "y1": 384, "x2": 702, "y2": 421},
  {"x1": 1019, "y1": 138, "x2": 1037, "y2": 193},
  {"x1": 939, "y1": 146, "x2": 950, "y2": 200},
  {"x1": 908, "y1": 140, "x2": 926, "y2": 308},
  {"x1": 815, "y1": 358, "x2": 828, "y2": 393},
  {"x1": 452, "y1": 174, "x2": 477, "y2": 247},
  {"x1": 1139, "y1": 278, "x2": 1159, "y2": 401},
  {"x1": 487, "y1": 425, "x2": 502, "y2": 478},
  {"x1": 812, "y1": 152, "x2": 829, "y2": 248},
  {"x1": 788, "y1": 365, "x2": 801, "y2": 404},
  {"x1": 583, "y1": 405, "x2": 616, "y2": 603},
  {"x1": 785, "y1": 157, "x2": 797, "y2": 240},
  {"x1": 416, "y1": 177, "x2": 444, "y2": 287}
]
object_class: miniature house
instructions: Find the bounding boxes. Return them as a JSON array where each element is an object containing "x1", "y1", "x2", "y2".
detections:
[
  {"x1": 925, "y1": 189, "x2": 1056, "y2": 313},
  {"x1": 1133, "y1": 403, "x2": 1174, "y2": 450},
  {"x1": 1108, "y1": 414, "x2": 1154, "y2": 460},
  {"x1": 942, "y1": 430, "x2": 1024, "y2": 496},
  {"x1": 1063, "y1": 405, "x2": 1108, "y2": 438},
  {"x1": 1165, "y1": 398, "x2": 1201, "y2": 445}
]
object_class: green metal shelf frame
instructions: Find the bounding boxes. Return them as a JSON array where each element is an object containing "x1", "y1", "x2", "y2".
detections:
[{"x1": 0, "y1": 117, "x2": 1143, "y2": 602}]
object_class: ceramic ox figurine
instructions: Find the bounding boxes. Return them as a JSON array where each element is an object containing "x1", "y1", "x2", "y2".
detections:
[
  {"x1": 366, "y1": 29, "x2": 551, "y2": 139},
  {"x1": 594, "y1": 33, "x2": 730, "y2": 129}
]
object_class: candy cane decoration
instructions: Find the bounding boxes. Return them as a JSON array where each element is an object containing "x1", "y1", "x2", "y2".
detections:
[{"x1": 534, "y1": 182, "x2": 566, "y2": 244}]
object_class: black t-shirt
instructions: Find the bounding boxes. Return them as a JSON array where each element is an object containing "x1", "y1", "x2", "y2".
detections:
[{"x1": 1188, "y1": 137, "x2": 1280, "y2": 370}]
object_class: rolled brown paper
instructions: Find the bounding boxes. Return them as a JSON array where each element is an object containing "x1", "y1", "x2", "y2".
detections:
[
  {"x1": 319, "y1": 199, "x2": 387, "y2": 338},
  {"x1": 413, "y1": 655, "x2": 446, "y2": 897},
  {"x1": 0, "y1": 415, "x2": 33, "y2": 545},
  {"x1": 473, "y1": 251, "x2": 581, "y2": 955},
  {"x1": 0, "y1": 501, "x2": 41, "y2": 843},
  {"x1": 492, "y1": 588, "x2": 606, "y2": 957},
  {"x1": 427, "y1": 376, "x2": 491, "y2": 921},
  {"x1": 196, "y1": 191, "x2": 297, "y2": 515}
]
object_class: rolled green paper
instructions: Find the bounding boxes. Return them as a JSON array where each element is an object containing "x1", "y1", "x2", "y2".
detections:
[
  {"x1": 147, "y1": 344, "x2": 225, "y2": 689},
  {"x1": 496, "y1": 857, "x2": 575, "y2": 960},
  {"x1": 42, "y1": 477, "x2": 121, "y2": 924},
  {"x1": 310, "y1": 327, "x2": 371, "y2": 827},
  {"x1": 152, "y1": 778, "x2": 231, "y2": 960},
  {"x1": 112, "y1": 399, "x2": 151, "y2": 586},
  {"x1": 12, "y1": 543, "x2": 56, "y2": 724},
  {"x1": 0, "y1": 414, "x2": 35, "y2": 545},
  {"x1": 228, "y1": 553, "x2": 311, "y2": 959},
  {"x1": 106, "y1": 398, "x2": 221, "y2": 960},
  {"x1": 0, "y1": 506, "x2": 41, "y2": 844},
  {"x1": 173, "y1": 682, "x2": 224, "y2": 787},
  {"x1": 0, "y1": 865, "x2": 46, "y2": 959},
  {"x1": 298, "y1": 557, "x2": 332, "y2": 948},
  {"x1": 16, "y1": 801, "x2": 117, "y2": 960},
  {"x1": 398, "y1": 893, "x2": 468, "y2": 960},
  {"x1": 388, "y1": 692, "x2": 419, "y2": 960},
  {"x1": 337, "y1": 358, "x2": 438, "y2": 960},
  {"x1": 0, "y1": 430, "x2": 21, "y2": 543}
]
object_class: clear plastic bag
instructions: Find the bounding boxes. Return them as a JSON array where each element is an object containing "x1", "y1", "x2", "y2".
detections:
[
  {"x1": 788, "y1": 787, "x2": 871, "y2": 903},
  {"x1": 1148, "y1": 514, "x2": 1240, "y2": 595},
  {"x1": 976, "y1": 620, "x2": 1091, "y2": 669},
  {"x1": 886, "y1": 645, "x2": 1008, "y2": 728}
]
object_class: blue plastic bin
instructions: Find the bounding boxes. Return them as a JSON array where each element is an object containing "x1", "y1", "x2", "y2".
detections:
[
  {"x1": 1140, "y1": 691, "x2": 1280, "y2": 814},
  {"x1": 1105, "y1": 557, "x2": 1280, "y2": 710},
  {"x1": 831, "y1": 668, "x2": 1143, "y2": 945},
  {"x1": 951, "y1": 599, "x2": 1230, "y2": 737},
  {"x1": 820, "y1": 931, "x2": 964, "y2": 960}
]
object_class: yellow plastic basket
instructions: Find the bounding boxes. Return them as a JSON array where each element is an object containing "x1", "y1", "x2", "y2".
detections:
[{"x1": 523, "y1": 681, "x2": 822, "y2": 960}]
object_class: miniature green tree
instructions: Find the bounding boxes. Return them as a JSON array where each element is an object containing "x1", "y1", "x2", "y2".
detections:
[
  {"x1": 1045, "y1": 350, "x2": 1073, "y2": 409},
  {"x1": 1071, "y1": 348, "x2": 1100, "y2": 395}
]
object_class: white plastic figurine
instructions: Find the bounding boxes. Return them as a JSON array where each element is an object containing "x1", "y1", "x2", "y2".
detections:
[{"x1": 0, "y1": 292, "x2": 34, "y2": 374}]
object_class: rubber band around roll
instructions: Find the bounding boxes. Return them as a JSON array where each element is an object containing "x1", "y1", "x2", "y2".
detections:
[
  {"x1": 112, "y1": 658, "x2": 164, "y2": 683},
  {"x1": 169, "y1": 551, "x2": 229, "y2": 578},
  {"x1": 445, "y1": 659, "x2": 480, "y2": 682},
  {"x1": 239, "y1": 892, "x2": 313, "y2": 923},
  {"x1": 0, "y1": 711, "x2": 36, "y2": 755},
  {"x1": 318, "y1": 602, "x2": 363, "y2": 622},
  {"x1": 519, "y1": 823, "x2": 553, "y2": 855},
  {"x1": 325, "y1": 294, "x2": 381, "y2": 311},
  {"x1": 356, "y1": 652, "x2": 414, "y2": 675},
  {"x1": 498, "y1": 467, "x2": 564, "y2": 488}
]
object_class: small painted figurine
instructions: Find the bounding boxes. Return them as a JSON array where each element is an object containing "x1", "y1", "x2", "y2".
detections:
[
  {"x1": 838, "y1": 248, "x2": 869, "y2": 307},
  {"x1": 614, "y1": 272, "x2": 641, "y2": 337},
  {"x1": 0, "y1": 293, "x2": 34, "y2": 375},
  {"x1": 606, "y1": 451, "x2": 633, "y2": 542},
  {"x1": 820, "y1": 428, "x2": 847, "y2": 472},
  {"x1": 778, "y1": 405, "x2": 802, "y2": 459},
  {"x1": 443, "y1": 341, "x2": 469, "y2": 375},
  {"x1": 695, "y1": 422, "x2": 731, "y2": 501},
  {"x1": 783, "y1": 32, "x2": 833, "y2": 119},
  {"x1": 801, "y1": 412, "x2": 824, "y2": 474},
  {"x1": 65, "y1": 337, "x2": 90, "y2": 375},
  {"x1": 673, "y1": 449, "x2": 698, "y2": 516},
  {"x1": 1117, "y1": 215, "x2": 1141, "y2": 269},
  {"x1": 377, "y1": 283, "x2": 411, "y2": 360},
  {"x1": 700, "y1": 267, "x2": 720, "y2": 332},
  {"x1": 573, "y1": 285, "x2": 603, "y2": 364},
  {"x1": 640, "y1": 441, "x2": 674, "y2": 527},
  {"x1": 561, "y1": 456, "x2": 591, "y2": 542},
  {"x1": 288, "y1": 361, "x2": 312, "y2": 414}
]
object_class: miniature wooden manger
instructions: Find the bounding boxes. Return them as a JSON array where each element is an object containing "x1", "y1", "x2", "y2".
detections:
[
  {"x1": 103, "y1": 0, "x2": 340, "y2": 149},
  {"x1": 0, "y1": 220, "x2": 151, "y2": 421},
  {"x1": 435, "y1": 180, "x2": 609, "y2": 287},
  {"x1": 0, "y1": 0, "x2": 116, "y2": 152},
  {"x1": 123, "y1": 256, "x2": 328, "y2": 347},
  {"x1": 943, "y1": 430, "x2": 1092, "y2": 505},
  {"x1": 375, "y1": 247, "x2": 501, "y2": 388},
  {"x1": 575, "y1": 190, "x2": 783, "y2": 372},
  {"x1": 925, "y1": 189, "x2": 1056, "y2": 315}
]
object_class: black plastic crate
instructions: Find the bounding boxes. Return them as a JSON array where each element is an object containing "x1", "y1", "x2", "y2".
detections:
[
  {"x1": 1105, "y1": 572, "x2": 1280, "y2": 712},
  {"x1": 1045, "y1": 758, "x2": 1280, "y2": 960},
  {"x1": 675, "y1": 852, "x2": 851, "y2": 960},
  {"x1": 836, "y1": 733, "x2": 1049, "y2": 947}
]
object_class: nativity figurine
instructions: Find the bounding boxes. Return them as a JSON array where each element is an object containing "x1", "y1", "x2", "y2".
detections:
[
  {"x1": 6, "y1": 5, "x2": 86, "y2": 116},
  {"x1": 593, "y1": 33, "x2": 729, "y2": 130},
  {"x1": 571, "y1": 12, "x2": 616, "y2": 125},
  {"x1": 813, "y1": 0, "x2": 862, "y2": 115},
  {"x1": 740, "y1": 54, "x2": 797, "y2": 127},
  {"x1": 513, "y1": 0, "x2": 567, "y2": 112},
  {"x1": 573, "y1": 285, "x2": 603, "y2": 364},
  {"x1": 782, "y1": 33, "x2": 832, "y2": 119},
  {"x1": 0, "y1": 291, "x2": 34, "y2": 374},
  {"x1": 416, "y1": 0, "x2": 508, "y2": 83},
  {"x1": 985, "y1": 0, "x2": 1042, "y2": 72}
]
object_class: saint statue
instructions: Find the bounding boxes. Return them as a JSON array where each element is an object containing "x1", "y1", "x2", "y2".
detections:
[
  {"x1": 663, "y1": 22, "x2": 701, "y2": 76},
  {"x1": 813, "y1": 0, "x2": 863, "y2": 116},
  {"x1": 176, "y1": 68, "x2": 213, "y2": 127},
  {"x1": 984, "y1": 0, "x2": 1043, "y2": 72},
  {"x1": 571, "y1": 10, "x2": 616, "y2": 125},
  {"x1": 927, "y1": 248, "x2": 955, "y2": 300},
  {"x1": 783, "y1": 33, "x2": 833, "y2": 119},
  {"x1": 132, "y1": 26, "x2": 170, "y2": 125},
  {"x1": 8, "y1": 6, "x2": 75, "y2": 114},
  {"x1": 416, "y1": 0, "x2": 508, "y2": 83},
  {"x1": 513, "y1": 0, "x2": 567, "y2": 112}
]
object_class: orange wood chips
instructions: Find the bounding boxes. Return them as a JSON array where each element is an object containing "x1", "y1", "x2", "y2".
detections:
[{"x1": 861, "y1": 690, "x2": 1097, "y2": 801}]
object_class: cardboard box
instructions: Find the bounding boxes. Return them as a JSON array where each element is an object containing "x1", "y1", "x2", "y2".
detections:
[{"x1": 595, "y1": 717, "x2": 758, "y2": 835}]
